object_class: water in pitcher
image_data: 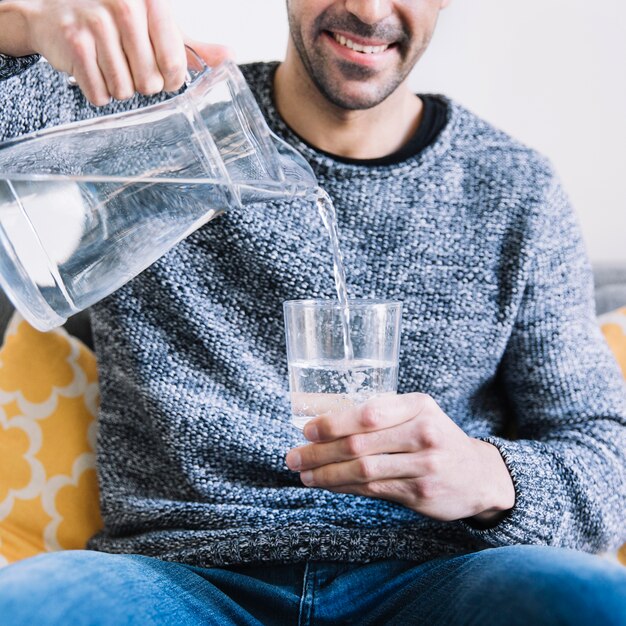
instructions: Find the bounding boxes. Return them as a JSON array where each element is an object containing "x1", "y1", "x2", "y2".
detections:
[{"x1": 0, "y1": 173, "x2": 233, "y2": 321}]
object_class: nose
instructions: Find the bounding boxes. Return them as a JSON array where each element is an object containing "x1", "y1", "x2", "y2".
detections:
[{"x1": 344, "y1": 0, "x2": 394, "y2": 25}]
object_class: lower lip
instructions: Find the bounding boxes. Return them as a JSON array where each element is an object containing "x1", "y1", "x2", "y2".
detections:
[{"x1": 322, "y1": 31, "x2": 395, "y2": 66}]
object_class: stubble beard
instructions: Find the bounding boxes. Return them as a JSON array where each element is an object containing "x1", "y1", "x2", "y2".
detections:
[{"x1": 286, "y1": 9, "x2": 425, "y2": 111}]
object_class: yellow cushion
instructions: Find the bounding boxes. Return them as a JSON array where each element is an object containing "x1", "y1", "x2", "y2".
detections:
[
  {"x1": 600, "y1": 306, "x2": 626, "y2": 379},
  {"x1": 598, "y1": 306, "x2": 626, "y2": 566},
  {"x1": 0, "y1": 313, "x2": 102, "y2": 567}
]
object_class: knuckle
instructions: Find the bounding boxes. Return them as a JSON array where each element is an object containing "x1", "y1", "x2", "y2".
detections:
[
  {"x1": 419, "y1": 423, "x2": 442, "y2": 449},
  {"x1": 90, "y1": 93, "x2": 110, "y2": 107},
  {"x1": 71, "y1": 77, "x2": 98, "y2": 105},
  {"x1": 425, "y1": 394, "x2": 440, "y2": 411},
  {"x1": 163, "y1": 79, "x2": 185, "y2": 94},
  {"x1": 105, "y1": 72, "x2": 130, "y2": 99},
  {"x1": 137, "y1": 75, "x2": 164, "y2": 95},
  {"x1": 160, "y1": 59, "x2": 184, "y2": 79},
  {"x1": 111, "y1": 0, "x2": 135, "y2": 23},
  {"x1": 112, "y1": 86, "x2": 134, "y2": 101},
  {"x1": 415, "y1": 477, "x2": 437, "y2": 500},
  {"x1": 58, "y1": 11, "x2": 76, "y2": 29},
  {"x1": 163, "y1": 75, "x2": 185, "y2": 92},
  {"x1": 96, "y1": 93, "x2": 112, "y2": 106},
  {"x1": 67, "y1": 32, "x2": 89, "y2": 59},
  {"x1": 59, "y1": 17, "x2": 79, "y2": 40},
  {"x1": 163, "y1": 71, "x2": 186, "y2": 92},
  {"x1": 355, "y1": 456, "x2": 374, "y2": 481},
  {"x1": 343, "y1": 434, "x2": 364, "y2": 457},
  {"x1": 360, "y1": 405, "x2": 381, "y2": 430},
  {"x1": 86, "y1": 10, "x2": 110, "y2": 35}
]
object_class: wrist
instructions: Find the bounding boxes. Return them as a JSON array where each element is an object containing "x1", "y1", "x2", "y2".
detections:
[
  {"x1": 470, "y1": 439, "x2": 515, "y2": 524},
  {"x1": 0, "y1": 1, "x2": 38, "y2": 56}
]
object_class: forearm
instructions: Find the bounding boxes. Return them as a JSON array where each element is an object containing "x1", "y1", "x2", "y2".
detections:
[
  {"x1": 465, "y1": 418, "x2": 626, "y2": 552},
  {"x1": 0, "y1": 1, "x2": 40, "y2": 82},
  {"x1": 467, "y1": 439, "x2": 515, "y2": 525},
  {"x1": 0, "y1": 1, "x2": 35, "y2": 56}
]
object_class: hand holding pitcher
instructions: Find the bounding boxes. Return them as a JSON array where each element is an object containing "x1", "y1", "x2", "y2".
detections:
[{"x1": 0, "y1": 0, "x2": 229, "y2": 105}]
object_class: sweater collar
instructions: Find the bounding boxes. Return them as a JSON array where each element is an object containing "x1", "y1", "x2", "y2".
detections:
[{"x1": 244, "y1": 61, "x2": 461, "y2": 179}]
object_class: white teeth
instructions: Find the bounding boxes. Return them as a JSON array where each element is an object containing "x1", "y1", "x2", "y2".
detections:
[{"x1": 332, "y1": 32, "x2": 389, "y2": 54}]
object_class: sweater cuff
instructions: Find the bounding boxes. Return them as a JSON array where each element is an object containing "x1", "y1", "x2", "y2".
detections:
[
  {"x1": 0, "y1": 53, "x2": 40, "y2": 81},
  {"x1": 460, "y1": 436, "x2": 566, "y2": 546}
]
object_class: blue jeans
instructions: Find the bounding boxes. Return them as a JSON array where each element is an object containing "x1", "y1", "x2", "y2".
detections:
[{"x1": 0, "y1": 546, "x2": 625, "y2": 625}]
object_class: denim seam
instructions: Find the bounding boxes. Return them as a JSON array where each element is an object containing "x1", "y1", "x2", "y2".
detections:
[
  {"x1": 309, "y1": 564, "x2": 318, "y2": 626},
  {"x1": 298, "y1": 561, "x2": 314, "y2": 626}
]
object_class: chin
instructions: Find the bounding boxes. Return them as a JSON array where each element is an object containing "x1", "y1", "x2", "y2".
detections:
[
  {"x1": 321, "y1": 87, "x2": 394, "y2": 111},
  {"x1": 310, "y1": 73, "x2": 391, "y2": 110},
  {"x1": 310, "y1": 63, "x2": 404, "y2": 111}
]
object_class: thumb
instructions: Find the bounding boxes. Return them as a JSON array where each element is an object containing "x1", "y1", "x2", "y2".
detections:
[{"x1": 184, "y1": 38, "x2": 234, "y2": 67}]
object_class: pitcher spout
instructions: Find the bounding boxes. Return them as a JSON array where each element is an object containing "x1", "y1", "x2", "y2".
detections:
[{"x1": 235, "y1": 132, "x2": 317, "y2": 205}]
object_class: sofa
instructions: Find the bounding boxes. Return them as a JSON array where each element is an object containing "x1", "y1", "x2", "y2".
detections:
[{"x1": 594, "y1": 264, "x2": 626, "y2": 317}]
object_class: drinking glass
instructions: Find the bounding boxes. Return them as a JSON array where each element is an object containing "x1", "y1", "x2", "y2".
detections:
[{"x1": 283, "y1": 299, "x2": 402, "y2": 429}]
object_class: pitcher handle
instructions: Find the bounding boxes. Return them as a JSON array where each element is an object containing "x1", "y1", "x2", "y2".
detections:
[{"x1": 184, "y1": 45, "x2": 209, "y2": 87}]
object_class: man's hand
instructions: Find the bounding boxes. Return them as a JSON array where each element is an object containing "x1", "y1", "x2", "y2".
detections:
[
  {"x1": 286, "y1": 393, "x2": 516, "y2": 524},
  {"x1": 0, "y1": 0, "x2": 230, "y2": 105}
]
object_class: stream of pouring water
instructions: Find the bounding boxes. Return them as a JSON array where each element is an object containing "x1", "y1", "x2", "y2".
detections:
[{"x1": 315, "y1": 188, "x2": 354, "y2": 362}]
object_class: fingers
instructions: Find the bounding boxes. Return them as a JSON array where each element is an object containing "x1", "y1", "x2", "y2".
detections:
[
  {"x1": 86, "y1": 0, "x2": 189, "y2": 100},
  {"x1": 115, "y1": 0, "x2": 164, "y2": 95},
  {"x1": 146, "y1": 0, "x2": 186, "y2": 91},
  {"x1": 287, "y1": 420, "x2": 417, "y2": 471},
  {"x1": 298, "y1": 453, "x2": 430, "y2": 488},
  {"x1": 327, "y1": 479, "x2": 416, "y2": 506},
  {"x1": 29, "y1": 1, "x2": 229, "y2": 105},
  {"x1": 68, "y1": 32, "x2": 111, "y2": 106},
  {"x1": 91, "y1": 10, "x2": 135, "y2": 101},
  {"x1": 303, "y1": 392, "x2": 432, "y2": 443}
]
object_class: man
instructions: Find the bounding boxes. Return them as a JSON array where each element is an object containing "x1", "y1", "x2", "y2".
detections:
[{"x1": 0, "y1": 0, "x2": 625, "y2": 624}]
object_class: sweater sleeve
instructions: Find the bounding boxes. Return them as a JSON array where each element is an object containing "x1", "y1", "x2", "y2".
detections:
[
  {"x1": 0, "y1": 53, "x2": 40, "y2": 81},
  {"x1": 464, "y1": 173, "x2": 626, "y2": 552},
  {"x1": 0, "y1": 57, "x2": 172, "y2": 143},
  {"x1": 0, "y1": 59, "x2": 71, "y2": 141}
]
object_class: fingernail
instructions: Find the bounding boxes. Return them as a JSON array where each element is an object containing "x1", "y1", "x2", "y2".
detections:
[
  {"x1": 300, "y1": 470, "x2": 314, "y2": 486},
  {"x1": 304, "y1": 424, "x2": 319, "y2": 442},
  {"x1": 286, "y1": 450, "x2": 301, "y2": 471}
]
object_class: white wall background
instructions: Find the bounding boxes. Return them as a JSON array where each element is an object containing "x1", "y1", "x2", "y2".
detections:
[{"x1": 174, "y1": 0, "x2": 626, "y2": 263}]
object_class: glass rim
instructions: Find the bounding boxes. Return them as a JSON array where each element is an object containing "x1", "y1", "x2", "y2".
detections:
[{"x1": 283, "y1": 299, "x2": 402, "y2": 310}]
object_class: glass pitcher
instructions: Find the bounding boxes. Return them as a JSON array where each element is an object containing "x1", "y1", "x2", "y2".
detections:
[{"x1": 0, "y1": 50, "x2": 317, "y2": 331}]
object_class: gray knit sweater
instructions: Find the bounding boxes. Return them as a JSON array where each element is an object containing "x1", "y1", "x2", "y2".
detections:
[{"x1": 1, "y1": 57, "x2": 625, "y2": 567}]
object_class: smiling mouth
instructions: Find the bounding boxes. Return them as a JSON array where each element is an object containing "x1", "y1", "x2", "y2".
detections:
[{"x1": 326, "y1": 31, "x2": 395, "y2": 54}]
